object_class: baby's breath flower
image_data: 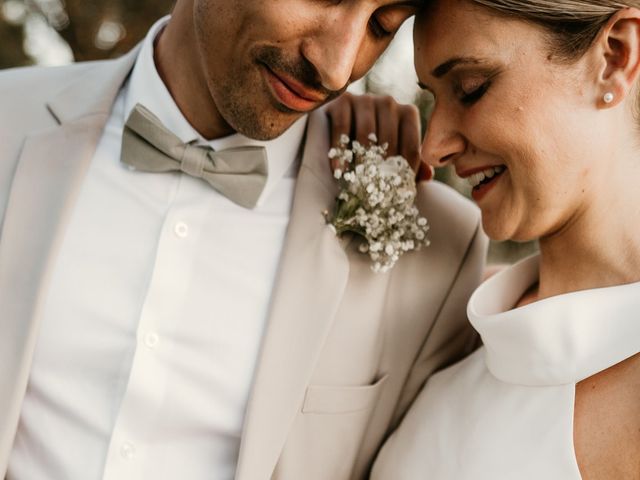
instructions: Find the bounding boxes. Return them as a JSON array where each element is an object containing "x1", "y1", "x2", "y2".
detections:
[
  {"x1": 325, "y1": 133, "x2": 430, "y2": 272},
  {"x1": 344, "y1": 150, "x2": 354, "y2": 163}
]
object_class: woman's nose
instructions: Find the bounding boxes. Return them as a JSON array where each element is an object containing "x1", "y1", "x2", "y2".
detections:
[{"x1": 421, "y1": 106, "x2": 466, "y2": 167}]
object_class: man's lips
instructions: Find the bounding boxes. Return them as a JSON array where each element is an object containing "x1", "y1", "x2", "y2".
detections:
[{"x1": 261, "y1": 65, "x2": 327, "y2": 112}]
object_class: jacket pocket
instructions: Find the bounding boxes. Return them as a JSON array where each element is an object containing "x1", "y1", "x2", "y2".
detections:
[{"x1": 301, "y1": 374, "x2": 388, "y2": 414}]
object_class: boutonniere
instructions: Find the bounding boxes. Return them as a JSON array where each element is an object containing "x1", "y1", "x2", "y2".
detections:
[{"x1": 325, "y1": 134, "x2": 430, "y2": 273}]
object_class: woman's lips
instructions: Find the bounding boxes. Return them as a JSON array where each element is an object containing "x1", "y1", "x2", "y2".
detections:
[
  {"x1": 457, "y1": 165, "x2": 507, "y2": 202},
  {"x1": 261, "y1": 65, "x2": 325, "y2": 112},
  {"x1": 470, "y1": 170, "x2": 504, "y2": 202}
]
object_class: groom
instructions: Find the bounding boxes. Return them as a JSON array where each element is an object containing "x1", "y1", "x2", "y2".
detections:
[{"x1": 0, "y1": 1, "x2": 487, "y2": 479}]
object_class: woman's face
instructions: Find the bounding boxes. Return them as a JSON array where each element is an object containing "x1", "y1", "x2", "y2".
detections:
[{"x1": 415, "y1": 0, "x2": 610, "y2": 242}]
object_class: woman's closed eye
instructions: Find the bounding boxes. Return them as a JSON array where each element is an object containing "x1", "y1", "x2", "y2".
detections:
[{"x1": 458, "y1": 78, "x2": 491, "y2": 105}]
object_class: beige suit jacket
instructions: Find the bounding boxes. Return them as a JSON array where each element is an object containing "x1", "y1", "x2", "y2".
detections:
[{"x1": 0, "y1": 49, "x2": 487, "y2": 480}]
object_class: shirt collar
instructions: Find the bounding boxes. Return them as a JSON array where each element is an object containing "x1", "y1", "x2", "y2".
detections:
[
  {"x1": 123, "y1": 16, "x2": 308, "y2": 207},
  {"x1": 468, "y1": 254, "x2": 640, "y2": 386}
]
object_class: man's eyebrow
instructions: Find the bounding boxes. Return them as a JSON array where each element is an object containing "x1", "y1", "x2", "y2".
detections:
[{"x1": 432, "y1": 57, "x2": 484, "y2": 78}]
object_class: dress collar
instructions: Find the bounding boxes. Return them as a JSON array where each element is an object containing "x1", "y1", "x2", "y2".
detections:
[
  {"x1": 122, "y1": 16, "x2": 308, "y2": 207},
  {"x1": 468, "y1": 255, "x2": 640, "y2": 386}
]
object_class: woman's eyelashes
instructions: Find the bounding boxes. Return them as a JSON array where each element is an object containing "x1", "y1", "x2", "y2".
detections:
[
  {"x1": 457, "y1": 79, "x2": 491, "y2": 105},
  {"x1": 417, "y1": 69, "x2": 498, "y2": 106},
  {"x1": 453, "y1": 67, "x2": 501, "y2": 106}
]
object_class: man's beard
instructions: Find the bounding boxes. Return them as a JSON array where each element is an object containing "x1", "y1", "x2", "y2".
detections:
[{"x1": 214, "y1": 45, "x2": 345, "y2": 140}]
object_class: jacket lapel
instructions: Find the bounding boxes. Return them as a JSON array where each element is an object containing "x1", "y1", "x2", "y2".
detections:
[
  {"x1": 235, "y1": 110, "x2": 350, "y2": 480},
  {"x1": 0, "y1": 49, "x2": 138, "y2": 472}
]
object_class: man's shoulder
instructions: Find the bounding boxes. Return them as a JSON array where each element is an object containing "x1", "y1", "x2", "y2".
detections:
[
  {"x1": 0, "y1": 61, "x2": 95, "y2": 82},
  {"x1": 380, "y1": 181, "x2": 486, "y2": 300},
  {"x1": 0, "y1": 61, "x2": 101, "y2": 130},
  {"x1": 384, "y1": 180, "x2": 484, "y2": 297},
  {"x1": 417, "y1": 181, "x2": 482, "y2": 254},
  {"x1": 0, "y1": 58, "x2": 126, "y2": 143},
  {"x1": 0, "y1": 61, "x2": 101, "y2": 103}
]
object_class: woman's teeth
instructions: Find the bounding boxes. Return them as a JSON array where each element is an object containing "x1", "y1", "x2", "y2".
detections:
[{"x1": 466, "y1": 166, "x2": 506, "y2": 189}]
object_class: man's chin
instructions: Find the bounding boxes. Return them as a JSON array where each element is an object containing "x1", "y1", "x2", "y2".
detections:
[{"x1": 232, "y1": 112, "x2": 305, "y2": 141}]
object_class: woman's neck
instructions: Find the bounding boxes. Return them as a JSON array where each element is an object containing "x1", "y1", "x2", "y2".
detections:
[{"x1": 535, "y1": 156, "x2": 640, "y2": 301}]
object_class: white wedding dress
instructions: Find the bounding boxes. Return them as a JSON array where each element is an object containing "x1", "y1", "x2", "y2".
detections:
[{"x1": 372, "y1": 255, "x2": 640, "y2": 479}]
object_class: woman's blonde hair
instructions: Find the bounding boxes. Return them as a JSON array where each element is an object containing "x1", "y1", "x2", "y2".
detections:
[{"x1": 470, "y1": 1, "x2": 640, "y2": 61}]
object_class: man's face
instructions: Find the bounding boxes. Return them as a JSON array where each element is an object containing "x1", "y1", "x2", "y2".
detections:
[{"x1": 191, "y1": 0, "x2": 418, "y2": 140}]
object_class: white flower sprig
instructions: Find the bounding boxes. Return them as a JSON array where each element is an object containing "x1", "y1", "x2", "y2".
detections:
[{"x1": 326, "y1": 133, "x2": 430, "y2": 273}]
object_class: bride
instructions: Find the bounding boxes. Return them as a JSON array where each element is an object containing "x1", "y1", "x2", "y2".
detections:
[{"x1": 330, "y1": 0, "x2": 640, "y2": 478}]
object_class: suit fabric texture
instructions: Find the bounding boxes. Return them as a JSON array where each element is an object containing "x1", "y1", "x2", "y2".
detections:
[{"x1": 0, "y1": 49, "x2": 488, "y2": 480}]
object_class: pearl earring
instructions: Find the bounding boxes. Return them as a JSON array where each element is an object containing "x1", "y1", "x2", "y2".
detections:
[{"x1": 603, "y1": 92, "x2": 615, "y2": 104}]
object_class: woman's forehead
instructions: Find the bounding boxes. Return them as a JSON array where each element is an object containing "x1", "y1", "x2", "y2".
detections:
[{"x1": 414, "y1": 1, "x2": 544, "y2": 69}]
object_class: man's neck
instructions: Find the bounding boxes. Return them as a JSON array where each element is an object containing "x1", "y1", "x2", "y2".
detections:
[{"x1": 153, "y1": 9, "x2": 234, "y2": 140}]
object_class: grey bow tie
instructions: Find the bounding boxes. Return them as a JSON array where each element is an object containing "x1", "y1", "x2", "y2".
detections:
[{"x1": 121, "y1": 103, "x2": 268, "y2": 209}]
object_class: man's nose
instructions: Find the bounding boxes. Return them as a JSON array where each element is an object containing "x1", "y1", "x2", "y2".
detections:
[
  {"x1": 421, "y1": 104, "x2": 466, "y2": 167},
  {"x1": 301, "y1": 11, "x2": 369, "y2": 92}
]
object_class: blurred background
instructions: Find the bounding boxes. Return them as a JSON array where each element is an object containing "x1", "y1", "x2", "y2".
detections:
[{"x1": 0, "y1": 0, "x2": 536, "y2": 264}]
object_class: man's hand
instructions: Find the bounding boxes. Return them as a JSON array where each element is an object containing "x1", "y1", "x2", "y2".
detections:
[{"x1": 326, "y1": 92, "x2": 433, "y2": 181}]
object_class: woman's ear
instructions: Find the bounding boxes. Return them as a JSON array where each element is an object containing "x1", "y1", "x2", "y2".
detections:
[{"x1": 595, "y1": 8, "x2": 640, "y2": 107}]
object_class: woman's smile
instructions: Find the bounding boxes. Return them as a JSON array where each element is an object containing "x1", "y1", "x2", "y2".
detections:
[{"x1": 458, "y1": 165, "x2": 507, "y2": 201}]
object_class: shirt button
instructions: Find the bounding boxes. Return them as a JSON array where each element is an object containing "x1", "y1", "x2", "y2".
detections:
[
  {"x1": 120, "y1": 441, "x2": 136, "y2": 460},
  {"x1": 144, "y1": 332, "x2": 159, "y2": 349},
  {"x1": 174, "y1": 222, "x2": 189, "y2": 238}
]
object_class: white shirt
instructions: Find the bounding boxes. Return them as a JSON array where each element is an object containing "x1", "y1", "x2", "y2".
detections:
[
  {"x1": 372, "y1": 254, "x2": 640, "y2": 480},
  {"x1": 8, "y1": 16, "x2": 307, "y2": 480}
]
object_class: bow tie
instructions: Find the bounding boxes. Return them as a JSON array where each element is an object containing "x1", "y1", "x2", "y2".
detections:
[{"x1": 121, "y1": 103, "x2": 269, "y2": 209}]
